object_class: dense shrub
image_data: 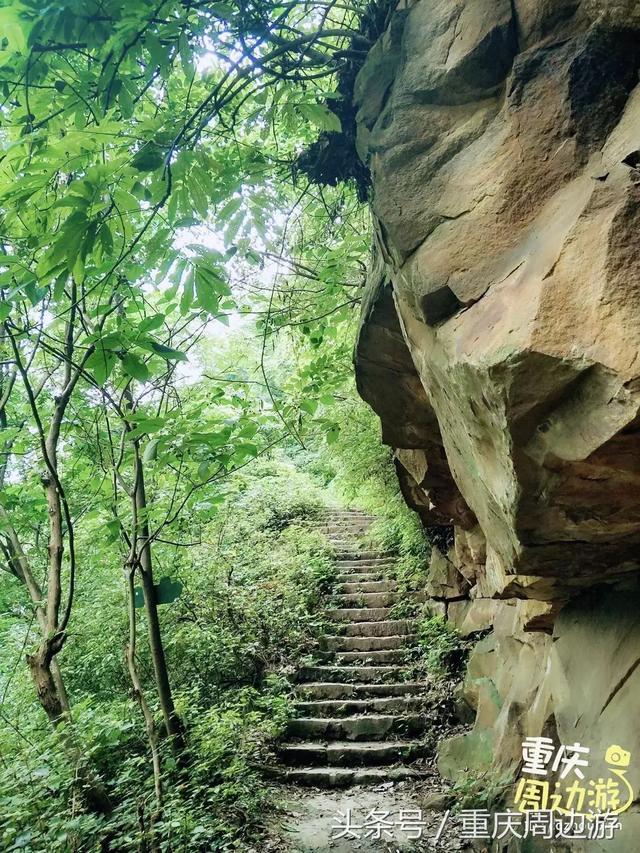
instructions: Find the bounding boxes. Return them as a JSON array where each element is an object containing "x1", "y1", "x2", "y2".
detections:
[{"x1": 0, "y1": 455, "x2": 332, "y2": 852}]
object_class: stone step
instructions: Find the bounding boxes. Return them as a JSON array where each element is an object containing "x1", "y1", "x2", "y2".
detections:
[
  {"x1": 336, "y1": 580, "x2": 398, "y2": 594},
  {"x1": 336, "y1": 559, "x2": 396, "y2": 570},
  {"x1": 335, "y1": 572, "x2": 386, "y2": 583},
  {"x1": 286, "y1": 714, "x2": 429, "y2": 741},
  {"x1": 295, "y1": 696, "x2": 430, "y2": 717},
  {"x1": 326, "y1": 607, "x2": 393, "y2": 623},
  {"x1": 326, "y1": 531, "x2": 368, "y2": 536},
  {"x1": 320, "y1": 530, "x2": 370, "y2": 538},
  {"x1": 298, "y1": 665, "x2": 411, "y2": 684},
  {"x1": 297, "y1": 682, "x2": 427, "y2": 700},
  {"x1": 268, "y1": 766, "x2": 430, "y2": 788},
  {"x1": 322, "y1": 507, "x2": 377, "y2": 521},
  {"x1": 332, "y1": 592, "x2": 398, "y2": 608},
  {"x1": 341, "y1": 619, "x2": 416, "y2": 637},
  {"x1": 334, "y1": 551, "x2": 395, "y2": 561},
  {"x1": 329, "y1": 648, "x2": 414, "y2": 665},
  {"x1": 277, "y1": 739, "x2": 430, "y2": 767},
  {"x1": 322, "y1": 634, "x2": 418, "y2": 652}
]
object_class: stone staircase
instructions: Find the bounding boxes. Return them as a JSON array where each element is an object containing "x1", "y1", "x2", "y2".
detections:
[{"x1": 275, "y1": 509, "x2": 438, "y2": 788}]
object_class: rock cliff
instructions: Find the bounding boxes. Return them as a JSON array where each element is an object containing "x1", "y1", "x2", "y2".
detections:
[{"x1": 353, "y1": 1, "x2": 640, "y2": 846}]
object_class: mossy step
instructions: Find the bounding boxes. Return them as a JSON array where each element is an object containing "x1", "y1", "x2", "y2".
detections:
[
  {"x1": 328, "y1": 648, "x2": 415, "y2": 665},
  {"x1": 336, "y1": 559, "x2": 396, "y2": 570},
  {"x1": 334, "y1": 551, "x2": 395, "y2": 561},
  {"x1": 315, "y1": 525, "x2": 372, "y2": 532},
  {"x1": 336, "y1": 580, "x2": 398, "y2": 594},
  {"x1": 286, "y1": 714, "x2": 429, "y2": 741},
  {"x1": 326, "y1": 607, "x2": 394, "y2": 623},
  {"x1": 340, "y1": 619, "x2": 417, "y2": 637},
  {"x1": 297, "y1": 681, "x2": 428, "y2": 700},
  {"x1": 322, "y1": 634, "x2": 418, "y2": 652},
  {"x1": 298, "y1": 665, "x2": 411, "y2": 684},
  {"x1": 295, "y1": 696, "x2": 430, "y2": 717},
  {"x1": 266, "y1": 766, "x2": 430, "y2": 788},
  {"x1": 335, "y1": 574, "x2": 386, "y2": 585},
  {"x1": 277, "y1": 739, "x2": 430, "y2": 767},
  {"x1": 332, "y1": 592, "x2": 398, "y2": 608}
]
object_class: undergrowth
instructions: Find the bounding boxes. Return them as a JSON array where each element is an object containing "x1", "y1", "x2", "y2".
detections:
[
  {"x1": 418, "y1": 615, "x2": 473, "y2": 680},
  {"x1": 0, "y1": 455, "x2": 333, "y2": 852}
]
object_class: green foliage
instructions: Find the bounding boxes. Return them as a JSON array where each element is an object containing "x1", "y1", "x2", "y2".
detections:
[
  {"x1": 418, "y1": 615, "x2": 472, "y2": 680},
  {"x1": 451, "y1": 769, "x2": 514, "y2": 812},
  {"x1": 0, "y1": 1, "x2": 403, "y2": 849},
  {"x1": 0, "y1": 684, "x2": 293, "y2": 851},
  {"x1": 0, "y1": 458, "x2": 333, "y2": 851}
]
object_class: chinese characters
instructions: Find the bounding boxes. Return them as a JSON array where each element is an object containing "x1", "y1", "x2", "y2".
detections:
[{"x1": 515, "y1": 739, "x2": 633, "y2": 816}]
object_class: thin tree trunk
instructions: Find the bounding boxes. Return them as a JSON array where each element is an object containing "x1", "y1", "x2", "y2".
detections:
[
  {"x1": 133, "y1": 451, "x2": 186, "y2": 755},
  {"x1": 51, "y1": 659, "x2": 70, "y2": 714},
  {"x1": 125, "y1": 564, "x2": 163, "y2": 848}
]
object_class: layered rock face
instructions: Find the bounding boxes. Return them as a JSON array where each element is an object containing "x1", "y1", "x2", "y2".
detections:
[
  {"x1": 356, "y1": 0, "x2": 640, "y2": 602},
  {"x1": 353, "y1": 0, "x2": 640, "y2": 843}
]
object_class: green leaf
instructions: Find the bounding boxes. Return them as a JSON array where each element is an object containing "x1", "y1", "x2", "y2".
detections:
[
  {"x1": 235, "y1": 443, "x2": 258, "y2": 459},
  {"x1": 326, "y1": 425, "x2": 340, "y2": 445},
  {"x1": 218, "y1": 196, "x2": 243, "y2": 222},
  {"x1": 298, "y1": 103, "x2": 342, "y2": 133},
  {"x1": 132, "y1": 145, "x2": 165, "y2": 172},
  {"x1": 113, "y1": 187, "x2": 140, "y2": 214},
  {"x1": 118, "y1": 86, "x2": 134, "y2": 119},
  {"x1": 145, "y1": 32, "x2": 167, "y2": 68},
  {"x1": 0, "y1": 8, "x2": 29, "y2": 52},
  {"x1": 96, "y1": 332, "x2": 124, "y2": 351},
  {"x1": 122, "y1": 353, "x2": 150, "y2": 382},
  {"x1": 143, "y1": 439, "x2": 159, "y2": 463},
  {"x1": 127, "y1": 417, "x2": 166, "y2": 440},
  {"x1": 150, "y1": 342, "x2": 188, "y2": 362},
  {"x1": 105, "y1": 519, "x2": 121, "y2": 543},
  {"x1": 0, "y1": 302, "x2": 10, "y2": 322},
  {"x1": 180, "y1": 268, "x2": 194, "y2": 314},
  {"x1": 210, "y1": 3, "x2": 236, "y2": 22},
  {"x1": 195, "y1": 265, "x2": 228, "y2": 313},
  {"x1": 179, "y1": 34, "x2": 195, "y2": 77},
  {"x1": 190, "y1": 179, "x2": 209, "y2": 219},
  {"x1": 51, "y1": 194, "x2": 90, "y2": 211},
  {"x1": 85, "y1": 348, "x2": 116, "y2": 386},
  {"x1": 138, "y1": 314, "x2": 165, "y2": 333}
]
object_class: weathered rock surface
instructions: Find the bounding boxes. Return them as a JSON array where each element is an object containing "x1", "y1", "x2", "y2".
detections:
[
  {"x1": 354, "y1": 0, "x2": 640, "y2": 601},
  {"x1": 353, "y1": 0, "x2": 640, "y2": 840}
]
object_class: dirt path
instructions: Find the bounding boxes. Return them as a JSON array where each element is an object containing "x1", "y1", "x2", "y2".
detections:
[{"x1": 264, "y1": 781, "x2": 469, "y2": 852}]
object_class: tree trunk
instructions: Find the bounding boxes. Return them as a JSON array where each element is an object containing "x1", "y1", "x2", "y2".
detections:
[
  {"x1": 27, "y1": 642, "x2": 113, "y2": 815},
  {"x1": 27, "y1": 644, "x2": 65, "y2": 724},
  {"x1": 134, "y1": 456, "x2": 186, "y2": 755},
  {"x1": 125, "y1": 564, "x2": 163, "y2": 849}
]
